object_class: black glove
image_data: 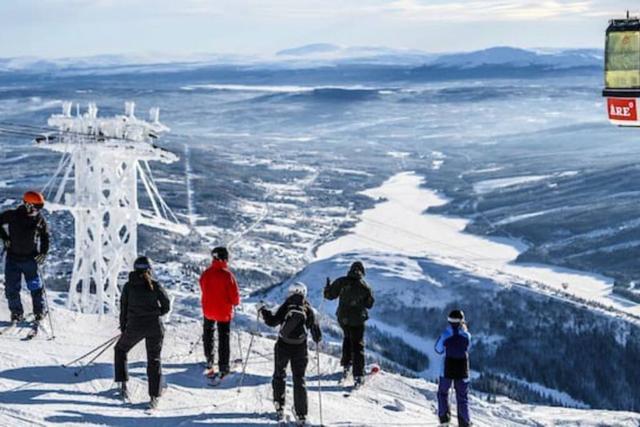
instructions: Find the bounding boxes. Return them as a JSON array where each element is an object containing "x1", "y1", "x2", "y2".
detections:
[
  {"x1": 311, "y1": 324, "x2": 322, "y2": 343},
  {"x1": 35, "y1": 253, "x2": 47, "y2": 265},
  {"x1": 323, "y1": 277, "x2": 331, "y2": 296},
  {"x1": 258, "y1": 306, "x2": 268, "y2": 318}
]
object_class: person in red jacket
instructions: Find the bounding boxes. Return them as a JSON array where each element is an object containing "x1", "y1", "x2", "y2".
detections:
[{"x1": 199, "y1": 246, "x2": 240, "y2": 378}]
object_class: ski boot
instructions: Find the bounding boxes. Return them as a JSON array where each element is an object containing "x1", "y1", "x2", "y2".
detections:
[
  {"x1": 294, "y1": 415, "x2": 306, "y2": 426},
  {"x1": 118, "y1": 382, "x2": 130, "y2": 402},
  {"x1": 149, "y1": 396, "x2": 159, "y2": 410},
  {"x1": 438, "y1": 414, "x2": 451, "y2": 426},
  {"x1": 205, "y1": 358, "x2": 214, "y2": 370},
  {"x1": 10, "y1": 312, "x2": 24, "y2": 323},
  {"x1": 34, "y1": 311, "x2": 47, "y2": 322},
  {"x1": 203, "y1": 359, "x2": 216, "y2": 377},
  {"x1": 339, "y1": 365, "x2": 350, "y2": 384},
  {"x1": 274, "y1": 402, "x2": 285, "y2": 423},
  {"x1": 218, "y1": 368, "x2": 230, "y2": 379},
  {"x1": 353, "y1": 375, "x2": 365, "y2": 389}
]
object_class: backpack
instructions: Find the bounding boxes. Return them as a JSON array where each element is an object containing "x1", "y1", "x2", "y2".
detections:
[{"x1": 278, "y1": 303, "x2": 308, "y2": 345}]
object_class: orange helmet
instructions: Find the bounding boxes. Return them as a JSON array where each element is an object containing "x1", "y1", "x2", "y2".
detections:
[{"x1": 23, "y1": 191, "x2": 45, "y2": 209}]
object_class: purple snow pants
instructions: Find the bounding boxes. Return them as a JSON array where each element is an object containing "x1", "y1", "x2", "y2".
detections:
[{"x1": 437, "y1": 377, "x2": 470, "y2": 426}]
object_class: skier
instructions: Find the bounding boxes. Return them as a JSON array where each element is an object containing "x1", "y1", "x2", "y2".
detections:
[
  {"x1": 199, "y1": 246, "x2": 240, "y2": 379},
  {"x1": 324, "y1": 261, "x2": 374, "y2": 387},
  {"x1": 259, "y1": 282, "x2": 322, "y2": 425},
  {"x1": 0, "y1": 191, "x2": 49, "y2": 323},
  {"x1": 434, "y1": 309, "x2": 472, "y2": 427},
  {"x1": 114, "y1": 256, "x2": 171, "y2": 409}
]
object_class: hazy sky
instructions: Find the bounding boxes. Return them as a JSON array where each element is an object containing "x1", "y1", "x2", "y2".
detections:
[{"x1": 0, "y1": 0, "x2": 635, "y2": 58}]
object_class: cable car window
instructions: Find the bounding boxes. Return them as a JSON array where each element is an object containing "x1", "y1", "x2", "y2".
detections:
[{"x1": 606, "y1": 31, "x2": 640, "y2": 88}]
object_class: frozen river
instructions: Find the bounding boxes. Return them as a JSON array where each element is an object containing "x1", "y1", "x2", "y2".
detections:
[{"x1": 316, "y1": 171, "x2": 640, "y2": 317}]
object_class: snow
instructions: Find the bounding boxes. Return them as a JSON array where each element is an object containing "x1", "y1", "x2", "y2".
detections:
[
  {"x1": 473, "y1": 171, "x2": 579, "y2": 194},
  {"x1": 386, "y1": 151, "x2": 411, "y2": 159},
  {"x1": 473, "y1": 175, "x2": 552, "y2": 194},
  {"x1": 315, "y1": 172, "x2": 639, "y2": 317},
  {"x1": 0, "y1": 290, "x2": 638, "y2": 426},
  {"x1": 431, "y1": 160, "x2": 444, "y2": 170},
  {"x1": 0, "y1": 154, "x2": 29, "y2": 165},
  {"x1": 466, "y1": 167, "x2": 504, "y2": 175},
  {"x1": 180, "y1": 84, "x2": 381, "y2": 93}
]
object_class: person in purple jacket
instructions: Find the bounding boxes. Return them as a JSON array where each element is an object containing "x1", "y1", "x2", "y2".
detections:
[{"x1": 434, "y1": 309, "x2": 472, "y2": 427}]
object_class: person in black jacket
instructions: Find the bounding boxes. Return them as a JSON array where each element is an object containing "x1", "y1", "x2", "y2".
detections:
[
  {"x1": 114, "y1": 256, "x2": 171, "y2": 409},
  {"x1": 259, "y1": 282, "x2": 322, "y2": 425},
  {"x1": 324, "y1": 261, "x2": 374, "y2": 387},
  {"x1": 0, "y1": 191, "x2": 50, "y2": 322}
]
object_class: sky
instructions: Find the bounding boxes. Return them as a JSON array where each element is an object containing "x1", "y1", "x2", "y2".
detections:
[{"x1": 0, "y1": 0, "x2": 635, "y2": 58}]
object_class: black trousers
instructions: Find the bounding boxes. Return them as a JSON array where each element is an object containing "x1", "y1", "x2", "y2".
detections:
[
  {"x1": 203, "y1": 318, "x2": 231, "y2": 372},
  {"x1": 273, "y1": 341, "x2": 309, "y2": 416},
  {"x1": 340, "y1": 324, "x2": 365, "y2": 377},
  {"x1": 114, "y1": 322, "x2": 164, "y2": 398}
]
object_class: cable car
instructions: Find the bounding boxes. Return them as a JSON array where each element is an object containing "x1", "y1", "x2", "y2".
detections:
[{"x1": 603, "y1": 12, "x2": 640, "y2": 126}]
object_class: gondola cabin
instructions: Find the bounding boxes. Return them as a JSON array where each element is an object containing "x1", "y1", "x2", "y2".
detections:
[{"x1": 604, "y1": 14, "x2": 640, "y2": 126}]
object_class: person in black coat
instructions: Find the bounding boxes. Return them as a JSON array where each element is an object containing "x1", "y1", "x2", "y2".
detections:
[
  {"x1": 0, "y1": 191, "x2": 50, "y2": 322},
  {"x1": 114, "y1": 256, "x2": 171, "y2": 409},
  {"x1": 324, "y1": 261, "x2": 374, "y2": 386},
  {"x1": 259, "y1": 282, "x2": 322, "y2": 424}
]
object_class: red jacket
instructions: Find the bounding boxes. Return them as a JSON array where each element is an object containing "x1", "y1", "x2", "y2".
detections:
[{"x1": 199, "y1": 260, "x2": 241, "y2": 322}]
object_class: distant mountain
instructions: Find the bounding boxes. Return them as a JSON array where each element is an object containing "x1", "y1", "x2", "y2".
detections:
[
  {"x1": 430, "y1": 46, "x2": 602, "y2": 70},
  {"x1": 276, "y1": 43, "x2": 342, "y2": 56},
  {"x1": 0, "y1": 45, "x2": 603, "y2": 79},
  {"x1": 275, "y1": 43, "x2": 436, "y2": 66}
]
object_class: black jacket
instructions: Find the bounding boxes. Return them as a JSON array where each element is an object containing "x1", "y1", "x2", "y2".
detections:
[
  {"x1": 324, "y1": 270, "x2": 374, "y2": 327},
  {"x1": 0, "y1": 205, "x2": 49, "y2": 260},
  {"x1": 261, "y1": 294, "x2": 322, "y2": 345},
  {"x1": 119, "y1": 272, "x2": 171, "y2": 331}
]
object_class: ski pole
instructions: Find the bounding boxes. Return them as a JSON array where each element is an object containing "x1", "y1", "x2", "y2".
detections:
[
  {"x1": 237, "y1": 305, "x2": 261, "y2": 393},
  {"x1": 316, "y1": 294, "x2": 326, "y2": 426},
  {"x1": 39, "y1": 266, "x2": 56, "y2": 340},
  {"x1": 188, "y1": 334, "x2": 202, "y2": 356},
  {"x1": 63, "y1": 334, "x2": 121, "y2": 368},
  {"x1": 316, "y1": 341, "x2": 324, "y2": 426},
  {"x1": 235, "y1": 329, "x2": 243, "y2": 364},
  {"x1": 73, "y1": 335, "x2": 120, "y2": 377}
]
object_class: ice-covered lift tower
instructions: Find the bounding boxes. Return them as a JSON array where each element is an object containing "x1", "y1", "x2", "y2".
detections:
[{"x1": 39, "y1": 101, "x2": 188, "y2": 314}]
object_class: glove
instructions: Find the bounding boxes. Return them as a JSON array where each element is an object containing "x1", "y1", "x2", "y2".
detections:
[
  {"x1": 323, "y1": 277, "x2": 331, "y2": 296},
  {"x1": 2, "y1": 239, "x2": 9, "y2": 251},
  {"x1": 35, "y1": 253, "x2": 47, "y2": 265},
  {"x1": 258, "y1": 306, "x2": 267, "y2": 318},
  {"x1": 311, "y1": 325, "x2": 322, "y2": 343},
  {"x1": 120, "y1": 323, "x2": 126, "y2": 332}
]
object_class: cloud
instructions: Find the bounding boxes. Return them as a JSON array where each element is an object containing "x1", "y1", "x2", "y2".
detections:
[
  {"x1": 380, "y1": 0, "x2": 596, "y2": 22},
  {"x1": 16, "y1": 0, "x2": 626, "y2": 22}
]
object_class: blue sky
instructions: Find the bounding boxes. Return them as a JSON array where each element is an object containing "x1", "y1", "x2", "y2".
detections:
[{"x1": 0, "y1": 0, "x2": 633, "y2": 58}]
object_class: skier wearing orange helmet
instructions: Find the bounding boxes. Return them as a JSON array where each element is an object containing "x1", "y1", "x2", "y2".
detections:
[{"x1": 0, "y1": 191, "x2": 50, "y2": 323}]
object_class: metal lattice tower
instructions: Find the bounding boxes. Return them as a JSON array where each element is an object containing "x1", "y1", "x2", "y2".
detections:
[{"x1": 39, "y1": 101, "x2": 188, "y2": 314}]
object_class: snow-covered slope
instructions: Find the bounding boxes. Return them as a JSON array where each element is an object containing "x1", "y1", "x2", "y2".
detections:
[{"x1": 0, "y1": 292, "x2": 638, "y2": 426}]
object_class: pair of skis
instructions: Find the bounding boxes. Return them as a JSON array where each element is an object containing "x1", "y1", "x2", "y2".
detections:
[
  {"x1": 0, "y1": 316, "x2": 41, "y2": 340},
  {"x1": 202, "y1": 357, "x2": 243, "y2": 386},
  {"x1": 116, "y1": 385, "x2": 160, "y2": 414},
  {"x1": 341, "y1": 363, "x2": 380, "y2": 398},
  {"x1": 275, "y1": 407, "x2": 307, "y2": 426}
]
